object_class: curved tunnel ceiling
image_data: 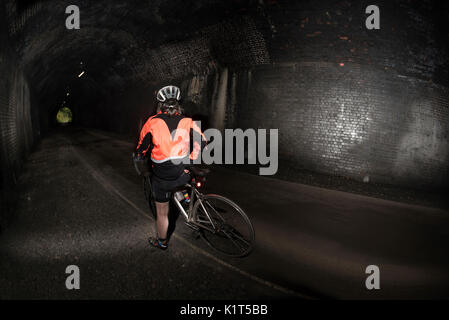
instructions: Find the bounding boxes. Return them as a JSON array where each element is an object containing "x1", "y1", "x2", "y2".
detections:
[
  {"x1": 7, "y1": 0, "x2": 449, "y2": 117},
  {"x1": 8, "y1": 0, "x2": 271, "y2": 117}
]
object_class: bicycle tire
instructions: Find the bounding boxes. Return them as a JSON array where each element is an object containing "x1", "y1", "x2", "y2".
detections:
[{"x1": 192, "y1": 194, "x2": 255, "y2": 257}]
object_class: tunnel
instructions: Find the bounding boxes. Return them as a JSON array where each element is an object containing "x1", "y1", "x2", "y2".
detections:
[{"x1": 1, "y1": 0, "x2": 449, "y2": 302}]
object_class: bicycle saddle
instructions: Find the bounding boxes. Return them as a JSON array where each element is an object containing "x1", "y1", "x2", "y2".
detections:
[{"x1": 188, "y1": 166, "x2": 210, "y2": 177}]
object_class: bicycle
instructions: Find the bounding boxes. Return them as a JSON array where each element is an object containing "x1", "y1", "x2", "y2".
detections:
[{"x1": 133, "y1": 154, "x2": 255, "y2": 257}]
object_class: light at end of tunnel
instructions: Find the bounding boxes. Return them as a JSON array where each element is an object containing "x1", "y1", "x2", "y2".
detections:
[
  {"x1": 78, "y1": 71, "x2": 85, "y2": 78},
  {"x1": 56, "y1": 107, "x2": 73, "y2": 124}
]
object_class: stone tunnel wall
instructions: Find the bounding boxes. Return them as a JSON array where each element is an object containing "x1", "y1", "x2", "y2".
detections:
[
  {"x1": 248, "y1": 0, "x2": 449, "y2": 188},
  {"x1": 232, "y1": 64, "x2": 449, "y2": 188},
  {"x1": 0, "y1": 2, "x2": 40, "y2": 230},
  {"x1": 179, "y1": 0, "x2": 449, "y2": 188},
  {"x1": 74, "y1": 0, "x2": 449, "y2": 189}
]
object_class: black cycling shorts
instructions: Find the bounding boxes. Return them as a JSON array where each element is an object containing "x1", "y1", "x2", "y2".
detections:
[{"x1": 151, "y1": 172, "x2": 191, "y2": 203}]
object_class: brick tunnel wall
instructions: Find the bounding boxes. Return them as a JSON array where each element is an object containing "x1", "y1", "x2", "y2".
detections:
[
  {"x1": 234, "y1": 64, "x2": 449, "y2": 188},
  {"x1": 0, "y1": 2, "x2": 40, "y2": 229},
  {"x1": 252, "y1": 0, "x2": 449, "y2": 188},
  {"x1": 79, "y1": 0, "x2": 449, "y2": 189},
  {"x1": 184, "y1": 0, "x2": 448, "y2": 188}
]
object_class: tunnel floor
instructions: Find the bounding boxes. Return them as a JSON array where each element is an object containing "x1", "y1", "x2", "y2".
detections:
[{"x1": 1, "y1": 127, "x2": 448, "y2": 299}]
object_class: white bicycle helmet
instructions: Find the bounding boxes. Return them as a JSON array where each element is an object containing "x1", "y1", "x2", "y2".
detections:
[{"x1": 156, "y1": 85, "x2": 181, "y2": 102}]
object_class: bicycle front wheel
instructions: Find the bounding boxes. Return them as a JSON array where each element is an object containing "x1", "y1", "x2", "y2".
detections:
[{"x1": 192, "y1": 194, "x2": 255, "y2": 257}]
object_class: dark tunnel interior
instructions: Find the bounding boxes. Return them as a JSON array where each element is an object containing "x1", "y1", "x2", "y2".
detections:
[
  {"x1": 1, "y1": 0, "x2": 449, "y2": 301},
  {"x1": 2, "y1": 0, "x2": 449, "y2": 189}
]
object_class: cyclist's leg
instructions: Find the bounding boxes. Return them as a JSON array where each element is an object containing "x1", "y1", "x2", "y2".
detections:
[
  {"x1": 149, "y1": 172, "x2": 192, "y2": 248},
  {"x1": 155, "y1": 201, "x2": 169, "y2": 240},
  {"x1": 150, "y1": 177, "x2": 172, "y2": 248}
]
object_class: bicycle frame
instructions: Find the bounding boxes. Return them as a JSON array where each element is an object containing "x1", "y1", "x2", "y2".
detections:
[
  {"x1": 172, "y1": 184, "x2": 217, "y2": 233},
  {"x1": 143, "y1": 172, "x2": 254, "y2": 257},
  {"x1": 172, "y1": 183, "x2": 194, "y2": 221},
  {"x1": 142, "y1": 168, "x2": 219, "y2": 234}
]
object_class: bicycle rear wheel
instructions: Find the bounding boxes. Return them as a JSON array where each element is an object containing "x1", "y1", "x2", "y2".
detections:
[{"x1": 192, "y1": 194, "x2": 255, "y2": 257}]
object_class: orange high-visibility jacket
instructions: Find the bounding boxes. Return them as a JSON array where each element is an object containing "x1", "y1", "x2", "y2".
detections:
[{"x1": 136, "y1": 112, "x2": 207, "y2": 175}]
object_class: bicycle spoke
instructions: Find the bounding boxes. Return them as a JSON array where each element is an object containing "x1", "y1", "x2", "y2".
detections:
[
  {"x1": 193, "y1": 195, "x2": 254, "y2": 257},
  {"x1": 208, "y1": 205, "x2": 250, "y2": 246},
  {"x1": 221, "y1": 229, "x2": 248, "y2": 252},
  {"x1": 223, "y1": 227, "x2": 251, "y2": 246}
]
